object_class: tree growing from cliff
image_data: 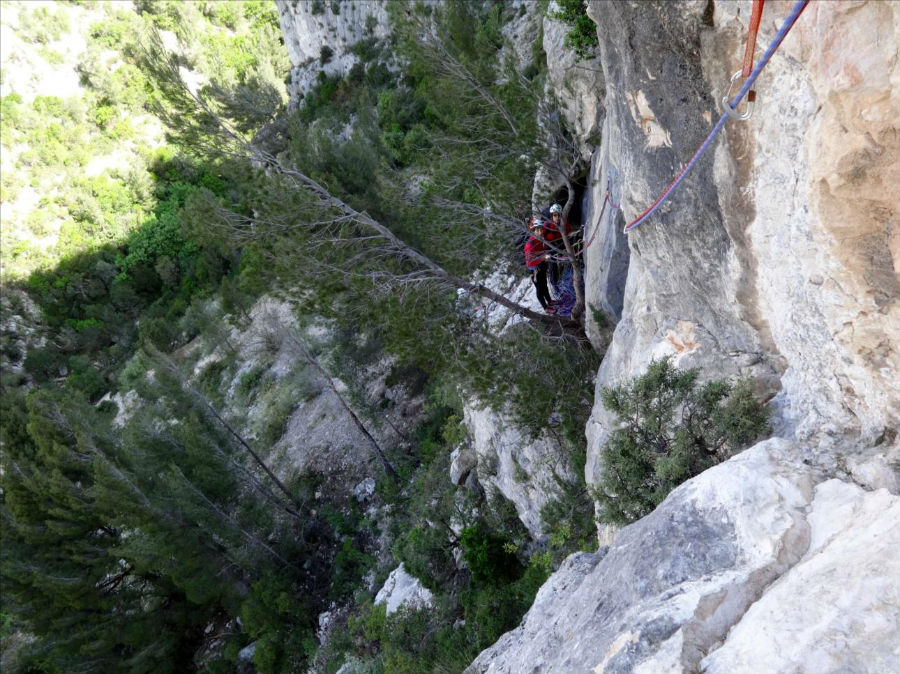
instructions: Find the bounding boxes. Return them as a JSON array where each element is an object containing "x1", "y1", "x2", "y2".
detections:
[
  {"x1": 137, "y1": 2, "x2": 598, "y2": 438},
  {"x1": 390, "y1": 0, "x2": 591, "y2": 320},
  {"x1": 551, "y1": 0, "x2": 599, "y2": 60},
  {"x1": 138, "y1": 27, "x2": 563, "y2": 328},
  {"x1": 595, "y1": 358, "x2": 771, "y2": 524},
  {"x1": 137, "y1": 2, "x2": 594, "y2": 330}
]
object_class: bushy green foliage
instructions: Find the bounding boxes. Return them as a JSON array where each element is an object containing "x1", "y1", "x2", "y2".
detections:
[
  {"x1": 16, "y1": 6, "x2": 71, "y2": 44},
  {"x1": 241, "y1": 573, "x2": 317, "y2": 674},
  {"x1": 596, "y1": 358, "x2": 771, "y2": 524},
  {"x1": 16, "y1": 151, "x2": 237, "y2": 401},
  {"x1": 539, "y1": 447, "x2": 597, "y2": 564},
  {"x1": 410, "y1": 397, "x2": 460, "y2": 466},
  {"x1": 1, "y1": 350, "x2": 344, "y2": 673},
  {"x1": 88, "y1": 9, "x2": 141, "y2": 51},
  {"x1": 340, "y1": 546, "x2": 549, "y2": 674},
  {"x1": 330, "y1": 537, "x2": 376, "y2": 600},
  {"x1": 459, "y1": 523, "x2": 522, "y2": 584},
  {"x1": 551, "y1": 0, "x2": 599, "y2": 60},
  {"x1": 1, "y1": 79, "x2": 142, "y2": 278},
  {"x1": 390, "y1": 450, "x2": 463, "y2": 590},
  {"x1": 1, "y1": 0, "x2": 286, "y2": 283}
]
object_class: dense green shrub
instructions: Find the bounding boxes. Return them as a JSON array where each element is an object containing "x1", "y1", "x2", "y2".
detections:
[
  {"x1": 330, "y1": 538, "x2": 375, "y2": 600},
  {"x1": 392, "y1": 519, "x2": 457, "y2": 592},
  {"x1": 240, "y1": 573, "x2": 317, "y2": 674},
  {"x1": 539, "y1": 456, "x2": 597, "y2": 564},
  {"x1": 551, "y1": 0, "x2": 599, "y2": 60},
  {"x1": 23, "y1": 346, "x2": 65, "y2": 381},
  {"x1": 459, "y1": 523, "x2": 522, "y2": 584},
  {"x1": 17, "y1": 6, "x2": 71, "y2": 44},
  {"x1": 596, "y1": 358, "x2": 771, "y2": 524}
]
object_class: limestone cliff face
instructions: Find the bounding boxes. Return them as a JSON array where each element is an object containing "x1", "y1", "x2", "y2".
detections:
[
  {"x1": 467, "y1": 439, "x2": 900, "y2": 674},
  {"x1": 464, "y1": 403, "x2": 577, "y2": 538},
  {"x1": 584, "y1": 0, "x2": 900, "y2": 460},
  {"x1": 275, "y1": 0, "x2": 390, "y2": 100},
  {"x1": 472, "y1": 1, "x2": 900, "y2": 672}
]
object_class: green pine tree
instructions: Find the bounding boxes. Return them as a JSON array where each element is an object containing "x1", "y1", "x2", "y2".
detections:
[
  {"x1": 1, "y1": 368, "x2": 318, "y2": 673},
  {"x1": 595, "y1": 358, "x2": 771, "y2": 524}
]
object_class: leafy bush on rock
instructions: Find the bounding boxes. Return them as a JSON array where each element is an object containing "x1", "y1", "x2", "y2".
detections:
[{"x1": 596, "y1": 357, "x2": 770, "y2": 524}]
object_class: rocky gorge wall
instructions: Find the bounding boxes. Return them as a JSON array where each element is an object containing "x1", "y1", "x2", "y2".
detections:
[
  {"x1": 272, "y1": 2, "x2": 899, "y2": 671},
  {"x1": 275, "y1": 0, "x2": 390, "y2": 100},
  {"x1": 470, "y1": 1, "x2": 899, "y2": 672},
  {"x1": 584, "y1": 0, "x2": 900, "y2": 456}
]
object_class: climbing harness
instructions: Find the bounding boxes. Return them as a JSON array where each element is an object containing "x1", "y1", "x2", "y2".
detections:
[{"x1": 622, "y1": 0, "x2": 809, "y2": 234}]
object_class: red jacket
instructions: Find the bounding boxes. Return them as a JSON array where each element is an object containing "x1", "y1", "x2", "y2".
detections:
[
  {"x1": 544, "y1": 217, "x2": 572, "y2": 244},
  {"x1": 524, "y1": 236, "x2": 548, "y2": 269}
]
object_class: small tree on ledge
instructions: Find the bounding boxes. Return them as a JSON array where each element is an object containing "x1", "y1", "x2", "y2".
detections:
[{"x1": 595, "y1": 357, "x2": 771, "y2": 525}]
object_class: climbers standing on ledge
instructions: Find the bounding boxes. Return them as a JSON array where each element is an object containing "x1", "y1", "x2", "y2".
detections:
[
  {"x1": 524, "y1": 218, "x2": 556, "y2": 314},
  {"x1": 544, "y1": 203, "x2": 569, "y2": 291},
  {"x1": 544, "y1": 204, "x2": 572, "y2": 296}
]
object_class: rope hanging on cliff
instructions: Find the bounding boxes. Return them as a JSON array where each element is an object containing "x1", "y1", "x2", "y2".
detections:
[
  {"x1": 622, "y1": 0, "x2": 808, "y2": 234},
  {"x1": 548, "y1": 182, "x2": 620, "y2": 262}
]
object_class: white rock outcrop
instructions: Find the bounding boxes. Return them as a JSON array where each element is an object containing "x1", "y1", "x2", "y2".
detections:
[
  {"x1": 373, "y1": 564, "x2": 434, "y2": 616},
  {"x1": 702, "y1": 478, "x2": 900, "y2": 674},
  {"x1": 466, "y1": 439, "x2": 900, "y2": 674},
  {"x1": 449, "y1": 446, "x2": 478, "y2": 487},
  {"x1": 275, "y1": 0, "x2": 390, "y2": 99},
  {"x1": 542, "y1": 2, "x2": 604, "y2": 154},
  {"x1": 464, "y1": 403, "x2": 577, "y2": 538}
]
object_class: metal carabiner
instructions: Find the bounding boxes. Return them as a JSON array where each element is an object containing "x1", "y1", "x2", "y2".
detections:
[{"x1": 721, "y1": 70, "x2": 756, "y2": 121}]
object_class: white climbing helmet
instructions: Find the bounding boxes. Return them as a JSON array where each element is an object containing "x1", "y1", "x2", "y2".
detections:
[{"x1": 549, "y1": 203, "x2": 562, "y2": 214}]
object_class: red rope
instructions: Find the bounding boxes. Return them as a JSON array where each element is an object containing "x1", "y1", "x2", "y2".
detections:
[
  {"x1": 549, "y1": 186, "x2": 621, "y2": 262},
  {"x1": 578, "y1": 191, "x2": 610, "y2": 254},
  {"x1": 742, "y1": 0, "x2": 766, "y2": 78}
]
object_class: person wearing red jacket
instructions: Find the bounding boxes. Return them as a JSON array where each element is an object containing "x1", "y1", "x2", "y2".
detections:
[
  {"x1": 543, "y1": 203, "x2": 573, "y2": 291},
  {"x1": 543, "y1": 203, "x2": 572, "y2": 245},
  {"x1": 524, "y1": 218, "x2": 556, "y2": 314}
]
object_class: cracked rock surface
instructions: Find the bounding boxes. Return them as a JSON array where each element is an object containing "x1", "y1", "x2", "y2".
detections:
[
  {"x1": 464, "y1": 402, "x2": 577, "y2": 539},
  {"x1": 701, "y1": 478, "x2": 900, "y2": 674},
  {"x1": 373, "y1": 564, "x2": 434, "y2": 616},
  {"x1": 466, "y1": 439, "x2": 900, "y2": 673}
]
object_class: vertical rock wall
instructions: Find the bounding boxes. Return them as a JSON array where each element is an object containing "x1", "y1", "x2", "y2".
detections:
[
  {"x1": 584, "y1": 0, "x2": 900, "y2": 477},
  {"x1": 714, "y1": 0, "x2": 900, "y2": 442},
  {"x1": 275, "y1": 0, "x2": 389, "y2": 99},
  {"x1": 584, "y1": 0, "x2": 782, "y2": 484},
  {"x1": 467, "y1": 2, "x2": 900, "y2": 671},
  {"x1": 464, "y1": 403, "x2": 578, "y2": 538}
]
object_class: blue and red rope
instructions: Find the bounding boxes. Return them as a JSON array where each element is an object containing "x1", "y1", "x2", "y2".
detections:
[{"x1": 623, "y1": 0, "x2": 809, "y2": 234}]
